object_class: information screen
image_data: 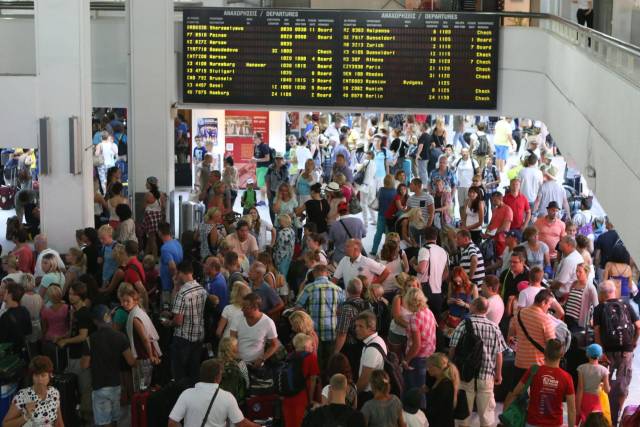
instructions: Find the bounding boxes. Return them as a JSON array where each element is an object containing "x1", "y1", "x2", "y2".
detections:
[{"x1": 183, "y1": 8, "x2": 499, "y2": 109}]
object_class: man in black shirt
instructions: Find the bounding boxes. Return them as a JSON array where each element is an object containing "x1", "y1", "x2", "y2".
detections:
[
  {"x1": 81, "y1": 305, "x2": 135, "y2": 427},
  {"x1": 302, "y1": 374, "x2": 364, "y2": 427},
  {"x1": 594, "y1": 219, "x2": 621, "y2": 272},
  {"x1": 57, "y1": 281, "x2": 94, "y2": 422},
  {"x1": 0, "y1": 280, "x2": 31, "y2": 354},
  {"x1": 498, "y1": 249, "x2": 529, "y2": 333}
]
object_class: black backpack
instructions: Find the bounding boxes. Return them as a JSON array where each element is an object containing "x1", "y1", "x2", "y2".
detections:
[
  {"x1": 475, "y1": 134, "x2": 490, "y2": 156},
  {"x1": 365, "y1": 342, "x2": 404, "y2": 397},
  {"x1": 601, "y1": 300, "x2": 634, "y2": 349},
  {"x1": 268, "y1": 147, "x2": 277, "y2": 166},
  {"x1": 275, "y1": 352, "x2": 309, "y2": 396},
  {"x1": 452, "y1": 318, "x2": 484, "y2": 383}
]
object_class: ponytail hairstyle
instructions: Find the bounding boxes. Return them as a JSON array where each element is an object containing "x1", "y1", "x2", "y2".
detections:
[
  {"x1": 427, "y1": 352, "x2": 460, "y2": 407},
  {"x1": 369, "y1": 369, "x2": 391, "y2": 395}
]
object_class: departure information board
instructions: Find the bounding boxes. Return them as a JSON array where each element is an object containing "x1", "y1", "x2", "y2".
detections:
[{"x1": 183, "y1": 8, "x2": 499, "y2": 109}]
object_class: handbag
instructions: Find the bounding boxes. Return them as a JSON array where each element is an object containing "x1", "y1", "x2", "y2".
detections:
[
  {"x1": 354, "y1": 161, "x2": 368, "y2": 186},
  {"x1": 453, "y1": 389, "x2": 470, "y2": 420},
  {"x1": 200, "y1": 385, "x2": 221, "y2": 427},
  {"x1": 599, "y1": 388, "x2": 612, "y2": 425},
  {"x1": 369, "y1": 192, "x2": 379, "y2": 211},
  {"x1": 498, "y1": 364, "x2": 539, "y2": 427},
  {"x1": 348, "y1": 196, "x2": 362, "y2": 215}
]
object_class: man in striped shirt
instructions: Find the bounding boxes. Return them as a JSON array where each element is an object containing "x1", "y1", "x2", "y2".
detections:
[
  {"x1": 296, "y1": 264, "x2": 345, "y2": 370},
  {"x1": 456, "y1": 229, "x2": 485, "y2": 285},
  {"x1": 407, "y1": 178, "x2": 435, "y2": 228},
  {"x1": 511, "y1": 289, "x2": 556, "y2": 389}
]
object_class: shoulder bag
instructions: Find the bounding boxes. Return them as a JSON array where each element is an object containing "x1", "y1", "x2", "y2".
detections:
[
  {"x1": 200, "y1": 385, "x2": 221, "y2": 427},
  {"x1": 517, "y1": 311, "x2": 545, "y2": 353},
  {"x1": 498, "y1": 364, "x2": 540, "y2": 427}
]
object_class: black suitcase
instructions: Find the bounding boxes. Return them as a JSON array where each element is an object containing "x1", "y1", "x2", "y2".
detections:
[
  {"x1": 494, "y1": 349, "x2": 516, "y2": 402},
  {"x1": 146, "y1": 378, "x2": 192, "y2": 426},
  {"x1": 51, "y1": 372, "x2": 80, "y2": 427}
]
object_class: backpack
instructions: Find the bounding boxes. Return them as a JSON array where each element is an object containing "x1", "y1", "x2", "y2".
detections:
[
  {"x1": 275, "y1": 352, "x2": 309, "y2": 396},
  {"x1": 452, "y1": 318, "x2": 484, "y2": 383},
  {"x1": 219, "y1": 362, "x2": 247, "y2": 405},
  {"x1": 479, "y1": 238, "x2": 496, "y2": 265},
  {"x1": 475, "y1": 134, "x2": 490, "y2": 156},
  {"x1": 600, "y1": 300, "x2": 634, "y2": 349},
  {"x1": 455, "y1": 157, "x2": 479, "y2": 171},
  {"x1": 365, "y1": 342, "x2": 404, "y2": 397}
]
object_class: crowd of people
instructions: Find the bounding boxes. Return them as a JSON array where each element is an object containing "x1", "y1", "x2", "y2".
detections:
[{"x1": 0, "y1": 113, "x2": 639, "y2": 427}]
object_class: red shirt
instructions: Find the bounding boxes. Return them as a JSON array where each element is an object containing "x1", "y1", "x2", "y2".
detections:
[
  {"x1": 487, "y1": 204, "x2": 513, "y2": 233},
  {"x1": 124, "y1": 257, "x2": 146, "y2": 285},
  {"x1": 12, "y1": 245, "x2": 34, "y2": 274},
  {"x1": 521, "y1": 365, "x2": 575, "y2": 426},
  {"x1": 503, "y1": 192, "x2": 530, "y2": 230}
]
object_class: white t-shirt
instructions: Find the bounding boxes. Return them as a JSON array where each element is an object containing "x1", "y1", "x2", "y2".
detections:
[
  {"x1": 169, "y1": 383, "x2": 244, "y2": 427},
  {"x1": 256, "y1": 221, "x2": 274, "y2": 250},
  {"x1": 486, "y1": 294, "x2": 505, "y2": 325},
  {"x1": 455, "y1": 157, "x2": 478, "y2": 188},
  {"x1": 416, "y1": 244, "x2": 448, "y2": 293},
  {"x1": 576, "y1": 0, "x2": 592, "y2": 8},
  {"x1": 230, "y1": 313, "x2": 277, "y2": 363},
  {"x1": 359, "y1": 333, "x2": 387, "y2": 392},
  {"x1": 517, "y1": 286, "x2": 543, "y2": 308},
  {"x1": 518, "y1": 166, "x2": 543, "y2": 203},
  {"x1": 403, "y1": 410, "x2": 429, "y2": 427},
  {"x1": 333, "y1": 255, "x2": 386, "y2": 288},
  {"x1": 380, "y1": 258, "x2": 404, "y2": 293},
  {"x1": 556, "y1": 250, "x2": 585, "y2": 294},
  {"x1": 220, "y1": 304, "x2": 243, "y2": 337},
  {"x1": 295, "y1": 146, "x2": 312, "y2": 169}
]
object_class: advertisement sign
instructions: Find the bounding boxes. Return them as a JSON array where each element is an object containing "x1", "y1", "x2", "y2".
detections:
[{"x1": 225, "y1": 110, "x2": 269, "y2": 188}]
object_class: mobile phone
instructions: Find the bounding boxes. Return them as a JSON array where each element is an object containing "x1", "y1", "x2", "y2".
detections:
[{"x1": 420, "y1": 200, "x2": 426, "y2": 207}]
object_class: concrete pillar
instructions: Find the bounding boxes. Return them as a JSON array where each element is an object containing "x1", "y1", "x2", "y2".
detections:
[
  {"x1": 128, "y1": 0, "x2": 175, "y2": 216},
  {"x1": 35, "y1": 0, "x2": 93, "y2": 251}
]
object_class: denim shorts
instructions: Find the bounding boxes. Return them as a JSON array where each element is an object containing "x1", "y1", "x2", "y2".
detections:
[
  {"x1": 495, "y1": 145, "x2": 509, "y2": 160},
  {"x1": 92, "y1": 386, "x2": 121, "y2": 425}
]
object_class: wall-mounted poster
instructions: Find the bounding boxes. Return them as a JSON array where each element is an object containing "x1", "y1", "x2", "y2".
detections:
[
  {"x1": 225, "y1": 110, "x2": 269, "y2": 189},
  {"x1": 197, "y1": 117, "x2": 218, "y2": 152}
]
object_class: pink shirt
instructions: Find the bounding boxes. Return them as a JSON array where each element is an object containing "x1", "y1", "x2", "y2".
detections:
[
  {"x1": 407, "y1": 307, "x2": 437, "y2": 358},
  {"x1": 40, "y1": 304, "x2": 69, "y2": 341},
  {"x1": 534, "y1": 217, "x2": 566, "y2": 259}
]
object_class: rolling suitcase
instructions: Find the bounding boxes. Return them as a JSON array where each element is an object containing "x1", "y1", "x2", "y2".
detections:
[
  {"x1": 0, "y1": 186, "x2": 16, "y2": 210},
  {"x1": 131, "y1": 389, "x2": 155, "y2": 427},
  {"x1": 145, "y1": 378, "x2": 192, "y2": 427},
  {"x1": 494, "y1": 349, "x2": 515, "y2": 402},
  {"x1": 52, "y1": 372, "x2": 80, "y2": 427},
  {"x1": 244, "y1": 394, "x2": 281, "y2": 423},
  {"x1": 179, "y1": 198, "x2": 205, "y2": 236}
]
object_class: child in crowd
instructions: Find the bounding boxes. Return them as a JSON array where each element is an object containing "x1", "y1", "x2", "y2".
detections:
[
  {"x1": 576, "y1": 344, "x2": 611, "y2": 425},
  {"x1": 402, "y1": 388, "x2": 428, "y2": 427},
  {"x1": 241, "y1": 178, "x2": 257, "y2": 213}
]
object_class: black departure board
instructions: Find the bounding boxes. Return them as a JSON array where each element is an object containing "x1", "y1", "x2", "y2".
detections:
[{"x1": 183, "y1": 8, "x2": 499, "y2": 109}]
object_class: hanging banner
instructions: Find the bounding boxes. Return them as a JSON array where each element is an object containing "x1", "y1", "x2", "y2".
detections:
[{"x1": 224, "y1": 110, "x2": 269, "y2": 188}]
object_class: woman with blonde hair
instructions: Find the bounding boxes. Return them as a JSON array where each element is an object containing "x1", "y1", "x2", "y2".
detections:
[
  {"x1": 273, "y1": 183, "x2": 299, "y2": 219},
  {"x1": 218, "y1": 336, "x2": 249, "y2": 405},
  {"x1": 20, "y1": 274, "x2": 43, "y2": 352},
  {"x1": 273, "y1": 214, "x2": 295, "y2": 280},
  {"x1": 403, "y1": 287, "x2": 436, "y2": 405},
  {"x1": 388, "y1": 273, "x2": 420, "y2": 360},
  {"x1": 379, "y1": 240, "x2": 407, "y2": 300},
  {"x1": 40, "y1": 285, "x2": 69, "y2": 363},
  {"x1": 1, "y1": 255, "x2": 19, "y2": 275},
  {"x1": 216, "y1": 282, "x2": 251, "y2": 337},
  {"x1": 425, "y1": 352, "x2": 460, "y2": 427},
  {"x1": 396, "y1": 208, "x2": 426, "y2": 248},
  {"x1": 64, "y1": 247, "x2": 87, "y2": 287},
  {"x1": 288, "y1": 310, "x2": 319, "y2": 353},
  {"x1": 39, "y1": 253, "x2": 66, "y2": 300},
  {"x1": 197, "y1": 206, "x2": 226, "y2": 259},
  {"x1": 295, "y1": 158, "x2": 317, "y2": 205}
]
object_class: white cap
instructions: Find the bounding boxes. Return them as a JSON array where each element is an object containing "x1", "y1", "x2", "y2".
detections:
[{"x1": 246, "y1": 178, "x2": 255, "y2": 185}]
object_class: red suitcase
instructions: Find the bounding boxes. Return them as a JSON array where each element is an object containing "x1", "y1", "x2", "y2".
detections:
[
  {"x1": 0, "y1": 186, "x2": 15, "y2": 210},
  {"x1": 131, "y1": 390, "x2": 152, "y2": 427},
  {"x1": 244, "y1": 394, "x2": 281, "y2": 422}
]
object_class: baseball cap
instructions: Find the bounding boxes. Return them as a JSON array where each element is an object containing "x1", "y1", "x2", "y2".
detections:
[
  {"x1": 586, "y1": 343, "x2": 603, "y2": 359},
  {"x1": 246, "y1": 178, "x2": 255, "y2": 185},
  {"x1": 275, "y1": 152, "x2": 285, "y2": 159},
  {"x1": 146, "y1": 176, "x2": 158, "y2": 186},
  {"x1": 517, "y1": 280, "x2": 530, "y2": 293},
  {"x1": 337, "y1": 201, "x2": 349, "y2": 214},
  {"x1": 547, "y1": 201, "x2": 560, "y2": 210}
]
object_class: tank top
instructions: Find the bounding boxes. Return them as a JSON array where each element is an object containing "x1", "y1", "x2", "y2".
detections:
[
  {"x1": 146, "y1": 197, "x2": 162, "y2": 212},
  {"x1": 564, "y1": 287, "x2": 585, "y2": 320},
  {"x1": 465, "y1": 206, "x2": 481, "y2": 231},
  {"x1": 389, "y1": 299, "x2": 412, "y2": 336},
  {"x1": 610, "y1": 264, "x2": 631, "y2": 297}
]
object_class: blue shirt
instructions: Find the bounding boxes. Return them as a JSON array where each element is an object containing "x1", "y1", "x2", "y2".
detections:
[
  {"x1": 206, "y1": 272, "x2": 228, "y2": 312},
  {"x1": 252, "y1": 281, "x2": 282, "y2": 314},
  {"x1": 378, "y1": 187, "x2": 397, "y2": 215},
  {"x1": 92, "y1": 131, "x2": 102, "y2": 146},
  {"x1": 331, "y1": 144, "x2": 351, "y2": 165},
  {"x1": 193, "y1": 146, "x2": 207, "y2": 162},
  {"x1": 101, "y1": 242, "x2": 118, "y2": 284},
  {"x1": 374, "y1": 150, "x2": 387, "y2": 178},
  {"x1": 160, "y1": 239, "x2": 184, "y2": 291}
]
